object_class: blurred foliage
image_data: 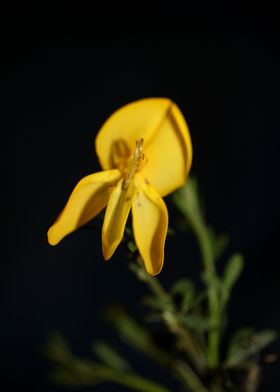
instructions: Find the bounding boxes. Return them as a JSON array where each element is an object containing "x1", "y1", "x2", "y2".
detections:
[
  {"x1": 46, "y1": 178, "x2": 278, "y2": 392},
  {"x1": 225, "y1": 328, "x2": 278, "y2": 369}
]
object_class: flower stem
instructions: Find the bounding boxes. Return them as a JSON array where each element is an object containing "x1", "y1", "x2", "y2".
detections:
[
  {"x1": 172, "y1": 181, "x2": 222, "y2": 369},
  {"x1": 190, "y1": 218, "x2": 221, "y2": 368}
]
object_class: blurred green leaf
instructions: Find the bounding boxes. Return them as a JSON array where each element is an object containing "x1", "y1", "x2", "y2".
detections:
[
  {"x1": 205, "y1": 227, "x2": 230, "y2": 261},
  {"x1": 46, "y1": 332, "x2": 170, "y2": 392},
  {"x1": 50, "y1": 368, "x2": 84, "y2": 386},
  {"x1": 107, "y1": 307, "x2": 153, "y2": 350},
  {"x1": 213, "y1": 233, "x2": 230, "y2": 260},
  {"x1": 92, "y1": 340, "x2": 132, "y2": 371},
  {"x1": 106, "y1": 307, "x2": 170, "y2": 367},
  {"x1": 142, "y1": 295, "x2": 165, "y2": 311},
  {"x1": 125, "y1": 226, "x2": 133, "y2": 237},
  {"x1": 220, "y1": 253, "x2": 244, "y2": 308},
  {"x1": 224, "y1": 328, "x2": 278, "y2": 368},
  {"x1": 50, "y1": 358, "x2": 170, "y2": 392},
  {"x1": 223, "y1": 253, "x2": 244, "y2": 292},
  {"x1": 45, "y1": 332, "x2": 73, "y2": 363},
  {"x1": 170, "y1": 279, "x2": 195, "y2": 312},
  {"x1": 181, "y1": 314, "x2": 210, "y2": 332},
  {"x1": 71, "y1": 359, "x2": 104, "y2": 384},
  {"x1": 127, "y1": 240, "x2": 138, "y2": 253},
  {"x1": 227, "y1": 327, "x2": 255, "y2": 349}
]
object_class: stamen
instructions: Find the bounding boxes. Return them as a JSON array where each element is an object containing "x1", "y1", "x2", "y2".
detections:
[{"x1": 123, "y1": 138, "x2": 144, "y2": 190}]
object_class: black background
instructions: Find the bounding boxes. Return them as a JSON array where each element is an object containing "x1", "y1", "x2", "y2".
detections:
[{"x1": 1, "y1": 15, "x2": 280, "y2": 391}]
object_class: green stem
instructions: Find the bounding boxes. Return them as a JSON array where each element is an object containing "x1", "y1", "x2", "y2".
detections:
[
  {"x1": 244, "y1": 363, "x2": 260, "y2": 392},
  {"x1": 141, "y1": 266, "x2": 170, "y2": 304},
  {"x1": 172, "y1": 183, "x2": 222, "y2": 369},
  {"x1": 175, "y1": 360, "x2": 210, "y2": 392},
  {"x1": 167, "y1": 313, "x2": 206, "y2": 372},
  {"x1": 189, "y1": 218, "x2": 221, "y2": 368}
]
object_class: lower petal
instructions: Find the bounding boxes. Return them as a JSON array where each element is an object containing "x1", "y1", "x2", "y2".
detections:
[
  {"x1": 102, "y1": 179, "x2": 134, "y2": 260},
  {"x1": 48, "y1": 169, "x2": 121, "y2": 245},
  {"x1": 132, "y1": 174, "x2": 168, "y2": 276}
]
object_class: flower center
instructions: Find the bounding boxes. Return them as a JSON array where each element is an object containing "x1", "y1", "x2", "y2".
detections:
[{"x1": 123, "y1": 138, "x2": 144, "y2": 190}]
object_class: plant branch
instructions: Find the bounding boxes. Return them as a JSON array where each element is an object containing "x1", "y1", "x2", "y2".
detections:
[
  {"x1": 130, "y1": 258, "x2": 206, "y2": 373},
  {"x1": 172, "y1": 180, "x2": 222, "y2": 368}
]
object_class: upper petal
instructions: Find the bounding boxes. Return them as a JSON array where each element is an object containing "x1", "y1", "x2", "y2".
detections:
[
  {"x1": 95, "y1": 98, "x2": 174, "y2": 170},
  {"x1": 132, "y1": 173, "x2": 168, "y2": 276},
  {"x1": 48, "y1": 169, "x2": 121, "y2": 245},
  {"x1": 141, "y1": 102, "x2": 193, "y2": 196},
  {"x1": 95, "y1": 98, "x2": 192, "y2": 197},
  {"x1": 102, "y1": 179, "x2": 135, "y2": 260}
]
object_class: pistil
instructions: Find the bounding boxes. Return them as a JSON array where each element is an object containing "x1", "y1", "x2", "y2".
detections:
[{"x1": 123, "y1": 139, "x2": 144, "y2": 190}]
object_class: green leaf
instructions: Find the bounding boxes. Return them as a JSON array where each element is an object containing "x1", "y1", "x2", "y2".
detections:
[
  {"x1": 213, "y1": 233, "x2": 230, "y2": 259},
  {"x1": 127, "y1": 240, "x2": 138, "y2": 253},
  {"x1": 45, "y1": 332, "x2": 73, "y2": 363},
  {"x1": 68, "y1": 359, "x2": 103, "y2": 385},
  {"x1": 224, "y1": 328, "x2": 278, "y2": 368},
  {"x1": 220, "y1": 253, "x2": 244, "y2": 308},
  {"x1": 50, "y1": 368, "x2": 84, "y2": 386},
  {"x1": 170, "y1": 279, "x2": 194, "y2": 311},
  {"x1": 125, "y1": 226, "x2": 132, "y2": 237},
  {"x1": 92, "y1": 341, "x2": 132, "y2": 371},
  {"x1": 142, "y1": 295, "x2": 165, "y2": 311},
  {"x1": 223, "y1": 253, "x2": 244, "y2": 292},
  {"x1": 205, "y1": 227, "x2": 230, "y2": 260},
  {"x1": 182, "y1": 314, "x2": 210, "y2": 332},
  {"x1": 106, "y1": 307, "x2": 170, "y2": 367}
]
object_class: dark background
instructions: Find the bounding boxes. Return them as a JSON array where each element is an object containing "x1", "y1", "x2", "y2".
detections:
[{"x1": 1, "y1": 16, "x2": 280, "y2": 391}]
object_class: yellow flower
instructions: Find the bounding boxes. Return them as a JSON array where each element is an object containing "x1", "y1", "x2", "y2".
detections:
[{"x1": 48, "y1": 98, "x2": 192, "y2": 275}]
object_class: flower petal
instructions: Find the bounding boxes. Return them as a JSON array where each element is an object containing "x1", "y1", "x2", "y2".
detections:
[
  {"x1": 95, "y1": 98, "x2": 174, "y2": 170},
  {"x1": 132, "y1": 174, "x2": 168, "y2": 276},
  {"x1": 141, "y1": 102, "x2": 192, "y2": 196},
  {"x1": 48, "y1": 170, "x2": 121, "y2": 245},
  {"x1": 102, "y1": 179, "x2": 134, "y2": 260}
]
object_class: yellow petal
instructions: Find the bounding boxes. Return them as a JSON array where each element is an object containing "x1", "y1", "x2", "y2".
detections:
[
  {"x1": 102, "y1": 179, "x2": 134, "y2": 260},
  {"x1": 141, "y1": 101, "x2": 192, "y2": 196},
  {"x1": 48, "y1": 170, "x2": 121, "y2": 245},
  {"x1": 132, "y1": 174, "x2": 168, "y2": 276},
  {"x1": 95, "y1": 98, "x2": 173, "y2": 170}
]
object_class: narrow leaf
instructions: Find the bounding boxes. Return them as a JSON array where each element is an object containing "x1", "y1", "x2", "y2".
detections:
[
  {"x1": 182, "y1": 314, "x2": 210, "y2": 332},
  {"x1": 127, "y1": 240, "x2": 137, "y2": 253},
  {"x1": 45, "y1": 332, "x2": 73, "y2": 362},
  {"x1": 92, "y1": 340, "x2": 132, "y2": 371},
  {"x1": 223, "y1": 253, "x2": 244, "y2": 291},
  {"x1": 106, "y1": 307, "x2": 170, "y2": 367},
  {"x1": 225, "y1": 328, "x2": 278, "y2": 368},
  {"x1": 213, "y1": 233, "x2": 230, "y2": 259},
  {"x1": 170, "y1": 279, "x2": 194, "y2": 311}
]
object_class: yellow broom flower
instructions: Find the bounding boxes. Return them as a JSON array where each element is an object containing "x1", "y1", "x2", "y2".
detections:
[{"x1": 48, "y1": 98, "x2": 192, "y2": 275}]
